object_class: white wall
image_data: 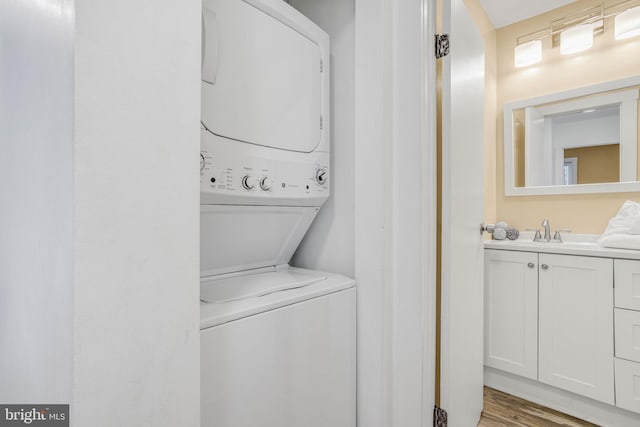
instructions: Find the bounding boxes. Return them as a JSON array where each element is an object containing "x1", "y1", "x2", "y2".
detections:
[
  {"x1": 353, "y1": 1, "x2": 393, "y2": 423},
  {"x1": 290, "y1": 0, "x2": 356, "y2": 278},
  {"x1": 0, "y1": 0, "x2": 74, "y2": 403},
  {"x1": 73, "y1": 1, "x2": 201, "y2": 425}
]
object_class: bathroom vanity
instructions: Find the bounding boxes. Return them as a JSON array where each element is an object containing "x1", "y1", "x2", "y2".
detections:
[{"x1": 484, "y1": 236, "x2": 640, "y2": 426}]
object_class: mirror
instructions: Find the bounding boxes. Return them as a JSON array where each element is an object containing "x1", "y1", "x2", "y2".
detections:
[{"x1": 504, "y1": 75, "x2": 640, "y2": 196}]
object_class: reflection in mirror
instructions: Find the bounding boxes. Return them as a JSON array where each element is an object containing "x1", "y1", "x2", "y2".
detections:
[
  {"x1": 514, "y1": 100, "x2": 628, "y2": 187},
  {"x1": 504, "y1": 76, "x2": 640, "y2": 196}
]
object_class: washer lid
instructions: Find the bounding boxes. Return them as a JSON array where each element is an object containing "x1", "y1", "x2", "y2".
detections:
[
  {"x1": 200, "y1": 269, "x2": 327, "y2": 304},
  {"x1": 201, "y1": 0, "x2": 324, "y2": 153},
  {"x1": 199, "y1": 267, "x2": 356, "y2": 329}
]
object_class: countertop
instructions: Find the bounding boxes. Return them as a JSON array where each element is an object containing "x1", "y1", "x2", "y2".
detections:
[{"x1": 484, "y1": 232, "x2": 640, "y2": 260}]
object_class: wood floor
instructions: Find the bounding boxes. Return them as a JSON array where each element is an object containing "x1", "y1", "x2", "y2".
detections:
[{"x1": 478, "y1": 387, "x2": 600, "y2": 427}]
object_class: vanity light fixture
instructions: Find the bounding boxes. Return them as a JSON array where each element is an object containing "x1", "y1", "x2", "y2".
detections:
[
  {"x1": 513, "y1": 1, "x2": 640, "y2": 67},
  {"x1": 615, "y1": 5, "x2": 640, "y2": 40},
  {"x1": 560, "y1": 23, "x2": 594, "y2": 54},
  {"x1": 514, "y1": 40, "x2": 542, "y2": 67}
]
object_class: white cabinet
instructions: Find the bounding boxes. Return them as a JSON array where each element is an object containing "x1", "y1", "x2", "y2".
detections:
[
  {"x1": 484, "y1": 250, "x2": 615, "y2": 404},
  {"x1": 485, "y1": 245, "x2": 640, "y2": 421},
  {"x1": 484, "y1": 250, "x2": 538, "y2": 379},
  {"x1": 538, "y1": 253, "x2": 614, "y2": 405}
]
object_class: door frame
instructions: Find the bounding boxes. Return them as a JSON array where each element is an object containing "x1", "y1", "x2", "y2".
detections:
[{"x1": 354, "y1": 0, "x2": 436, "y2": 426}]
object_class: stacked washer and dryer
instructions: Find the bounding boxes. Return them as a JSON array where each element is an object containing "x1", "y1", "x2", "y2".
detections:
[{"x1": 199, "y1": 0, "x2": 356, "y2": 426}]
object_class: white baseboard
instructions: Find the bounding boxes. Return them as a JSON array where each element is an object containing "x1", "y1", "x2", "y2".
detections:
[{"x1": 484, "y1": 367, "x2": 640, "y2": 427}]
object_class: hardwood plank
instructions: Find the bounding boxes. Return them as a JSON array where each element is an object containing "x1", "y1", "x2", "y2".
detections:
[{"x1": 478, "y1": 387, "x2": 600, "y2": 427}]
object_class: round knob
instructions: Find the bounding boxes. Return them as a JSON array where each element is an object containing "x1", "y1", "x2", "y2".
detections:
[
  {"x1": 315, "y1": 168, "x2": 328, "y2": 185},
  {"x1": 541, "y1": 264, "x2": 549, "y2": 270},
  {"x1": 527, "y1": 262, "x2": 535, "y2": 268},
  {"x1": 200, "y1": 153, "x2": 206, "y2": 171},
  {"x1": 259, "y1": 177, "x2": 273, "y2": 191},
  {"x1": 480, "y1": 223, "x2": 495, "y2": 235},
  {"x1": 241, "y1": 175, "x2": 257, "y2": 190}
]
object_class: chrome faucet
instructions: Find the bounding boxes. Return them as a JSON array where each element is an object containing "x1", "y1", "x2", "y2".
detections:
[{"x1": 541, "y1": 219, "x2": 551, "y2": 242}]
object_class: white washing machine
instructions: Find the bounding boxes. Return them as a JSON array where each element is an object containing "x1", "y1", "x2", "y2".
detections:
[
  {"x1": 200, "y1": 1, "x2": 356, "y2": 426},
  {"x1": 200, "y1": 268, "x2": 356, "y2": 427}
]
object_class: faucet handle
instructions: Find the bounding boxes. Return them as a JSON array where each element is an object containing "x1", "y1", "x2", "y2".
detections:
[
  {"x1": 552, "y1": 229, "x2": 572, "y2": 243},
  {"x1": 525, "y1": 228, "x2": 542, "y2": 242}
]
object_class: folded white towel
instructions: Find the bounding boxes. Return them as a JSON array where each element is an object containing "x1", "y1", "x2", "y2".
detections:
[
  {"x1": 617, "y1": 200, "x2": 640, "y2": 217},
  {"x1": 598, "y1": 234, "x2": 640, "y2": 251},
  {"x1": 602, "y1": 216, "x2": 640, "y2": 236},
  {"x1": 629, "y1": 217, "x2": 640, "y2": 235},
  {"x1": 598, "y1": 200, "x2": 640, "y2": 249}
]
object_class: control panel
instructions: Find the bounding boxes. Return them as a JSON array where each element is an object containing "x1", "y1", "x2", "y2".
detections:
[{"x1": 200, "y1": 146, "x2": 329, "y2": 206}]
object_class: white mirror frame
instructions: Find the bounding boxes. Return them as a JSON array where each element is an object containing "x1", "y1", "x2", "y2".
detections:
[{"x1": 504, "y1": 75, "x2": 640, "y2": 196}]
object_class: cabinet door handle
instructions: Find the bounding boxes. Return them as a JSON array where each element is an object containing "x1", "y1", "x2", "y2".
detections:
[
  {"x1": 541, "y1": 264, "x2": 549, "y2": 270},
  {"x1": 527, "y1": 262, "x2": 535, "y2": 268}
]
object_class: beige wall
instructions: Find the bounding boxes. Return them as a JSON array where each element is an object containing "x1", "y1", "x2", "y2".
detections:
[{"x1": 494, "y1": 0, "x2": 640, "y2": 234}]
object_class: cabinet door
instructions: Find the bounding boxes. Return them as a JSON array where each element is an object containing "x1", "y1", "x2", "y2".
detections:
[
  {"x1": 614, "y1": 259, "x2": 640, "y2": 311},
  {"x1": 484, "y1": 250, "x2": 538, "y2": 379},
  {"x1": 538, "y1": 254, "x2": 614, "y2": 404},
  {"x1": 614, "y1": 358, "x2": 640, "y2": 415},
  {"x1": 614, "y1": 308, "x2": 640, "y2": 363}
]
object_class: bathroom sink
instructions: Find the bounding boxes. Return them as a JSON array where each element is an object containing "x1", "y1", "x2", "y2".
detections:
[
  {"x1": 530, "y1": 240, "x2": 598, "y2": 249},
  {"x1": 485, "y1": 235, "x2": 640, "y2": 261},
  {"x1": 507, "y1": 240, "x2": 599, "y2": 251},
  {"x1": 484, "y1": 233, "x2": 609, "y2": 256}
]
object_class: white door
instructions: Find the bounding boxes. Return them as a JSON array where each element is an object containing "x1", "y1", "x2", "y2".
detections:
[
  {"x1": 538, "y1": 253, "x2": 614, "y2": 404},
  {"x1": 440, "y1": 0, "x2": 486, "y2": 425}
]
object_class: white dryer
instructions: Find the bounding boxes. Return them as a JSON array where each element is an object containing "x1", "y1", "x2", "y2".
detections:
[{"x1": 199, "y1": 1, "x2": 355, "y2": 426}]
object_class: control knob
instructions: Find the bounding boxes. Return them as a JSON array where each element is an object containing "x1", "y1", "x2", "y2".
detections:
[
  {"x1": 315, "y1": 168, "x2": 328, "y2": 185},
  {"x1": 241, "y1": 175, "x2": 257, "y2": 190},
  {"x1": 260, "y1": 177, "x2": 273, "y2": 191}
]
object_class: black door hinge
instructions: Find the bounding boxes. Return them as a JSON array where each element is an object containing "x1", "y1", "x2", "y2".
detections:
[
  {"x1": 434, "y1": 405, "x2": 448, "y2": 427},
  {"x1": 435, "y1": 34, "x2": 450, "y2": 59}
]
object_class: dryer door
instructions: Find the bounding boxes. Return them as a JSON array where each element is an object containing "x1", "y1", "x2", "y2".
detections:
[{"x1": 202, "y1": 0, "x2": 324, "y2": 153}]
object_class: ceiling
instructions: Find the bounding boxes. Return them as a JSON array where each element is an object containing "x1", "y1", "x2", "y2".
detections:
[{"x1": 477, "y1": 0, "x2": 577, "y2": 28}]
